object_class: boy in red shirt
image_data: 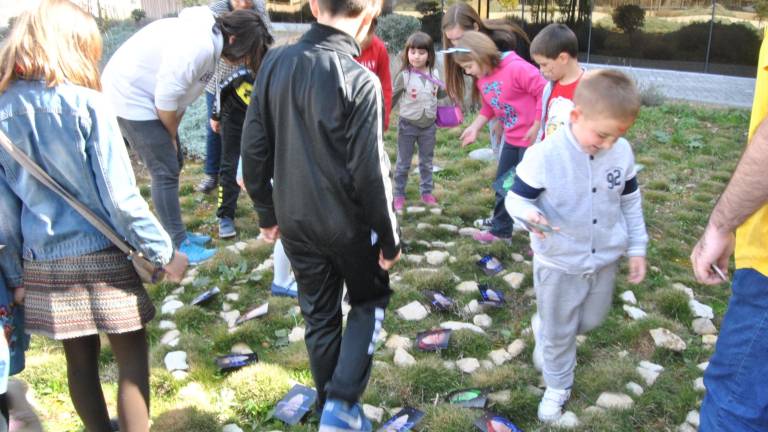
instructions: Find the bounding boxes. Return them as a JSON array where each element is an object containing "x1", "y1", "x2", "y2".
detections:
[{"x1": 355, "y1": 18, "x2": 392, "y2": 130}]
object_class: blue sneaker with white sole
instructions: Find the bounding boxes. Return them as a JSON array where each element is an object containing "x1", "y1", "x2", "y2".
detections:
[
  {"x1": 319, "y1": 399, "x2": 371, "y2": 432},
  {"x1": 178, "y1": 239, "x2": 216, "y2": 265},
  {"x1": 186, "y1": 232, "x2": 211, "y2": 245},
  {"x1": 271, "y1": 280, "x2": 298, "y2": 298},
  {"x1": 218, "y1": 217, "x2": 237, "y2": 239}
]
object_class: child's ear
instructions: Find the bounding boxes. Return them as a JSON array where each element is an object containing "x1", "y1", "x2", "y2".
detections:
[
  {"x1": 557, "y1": 52, "x2": 569, "y2": 64},
  {"x1": 308, "y1": 0, "x2": 320, "y2": 18},
  {"x1": 570, "y1": 106, "x2": 582, "y2": 123}
]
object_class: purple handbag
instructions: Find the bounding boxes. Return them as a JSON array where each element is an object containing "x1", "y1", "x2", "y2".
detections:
[{"x1": 409, "y1": 69, "x2": 464, "y2": 128}]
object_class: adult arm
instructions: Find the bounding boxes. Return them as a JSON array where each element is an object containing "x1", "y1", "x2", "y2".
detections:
[{"x1": 691, "y1": 117, "x2": 768, "y2": 283}]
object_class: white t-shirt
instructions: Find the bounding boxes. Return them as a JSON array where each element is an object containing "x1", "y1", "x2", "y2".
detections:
[{"x1": 102, "y1": 7, "x2": 223, "y2": 121}]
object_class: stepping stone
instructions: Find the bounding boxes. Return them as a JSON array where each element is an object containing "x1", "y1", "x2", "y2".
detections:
[
  {"x1": 503, "y1": 272, "x2": 525, "y2": 289},
  {"x1": 583, "y1": 406, "x2": 606, "y2": 416},
  {"x1": 488, "y1": 390, "x2": 511, "y2": 403},
  {"x1": 689, "y1": 299, "x2": 714, "y2": 319},
  {"x1": 650, "y1": 328, "x2": 687, "y2": 352},
  {"x1": 254, "y1": 259, "x2": 274, "y2": 273},
  {"x1": 473, "y1": 314, "x2": 492, "y2": 328},
  {"x1": 161, "y1": 330, "x2": 181, "y2": 347},
  {"x1": 620, "y1": 290, "x2": 637, "y2": 305},
  {"x1": 225, "y1": 245, "x2": 241, "y2": 254},
  {"x1": 553, "y1": 411, "x2": 580, "y2": 428},
  {"x1": 180, "y1": 275, "x2": 195, "y2": 286},
  {"x1": 511, "y1": 253, "x2": 524, "y2": 262},
  {"x1": 405, "y1": 254, "x2": 424, "y2": 264},
  {"x1": 397, "y1": 301, "x2": 429, "y2": 321},
  {"x1": 171, "y1": 370, "x2": 188, "y2": 380},
  {"x1": 576, "y1": 335, "x2": 587, "y2": 346},
  {"x1": 407, "y1": 206, "x2": 426, "y2": 214},
  {"x1": 595, "y1": 392, "x2": 634, "y2": 410},
  {"x1": 363, "y1": 405, "x2": 384, "y2": 423},
  {"x1": 449, "y1": 257, "x2": 457, "y2": 263},
  {"x1": 459, "y1": 227, "x2": 480, "y2": 237},
  {"x1": 425, "y1": 250, "x2": 449, "y2": 266},
  {"x1": 463, "y1": 299, "x2": 481, "y2": 315},
  {"x1": 416, "y1": 240, "x2": 432, "y2": 248},
  {"x1": 289, "y1": 326, "x2": 305, "y2": 343},
  {"x1": 394, "y1": 347, "x2": 416, "y2": 367},
  {"x1": 625, "y1": 382, "x2": 644, "y2": 396},
  {"x1": 702, "y1": 334, "x2": 718, "y2": 347},
  {"x1": 456, "y1": 281, "x2": 479, "y2": 293},
  {"x1": 686, "y1": 410, "x2": 700, "y2": 428},
  {"x1": 416, "y1": 223, "x2": 433, "y2": 230},
  {"x1": 694, "y1": 377, "x2": 706, "y2": 392},
  {"x1": 234, "y1": 241, "x2": 248, "y2": 251},
  {"x1": 639, "y1": 360, "x2": 664, "y2": 373},
  {"x1": 636, "y1": 361, "x2": 664, "y2": 386},
  {"x1": 377, "y1": 328, "x2": 388, "y2": 344},
  {"x1": 225, "y1": 293, "x2": 240, "y2": 302},
  {"x1": 222, "y1": 302, "x2": 231, "y2": 312},
  {"x1": 159, "y1": 320, "x2": 177, "y2": 330},
  {"x1": 164, "y1": 351, "x2": 188, "y2": 372},
  {"x1": 220, "y1": 310, "x2": 241, "y2": 328},
  {"x1": 443, "y1": 361, "x2": 456, "y2": 370},
  {"x1": 431, "y1": 241, "x2": 455, "y2": 249},
  {"x1": 692, "y1": 318, "x2": 717, "y2": 335},
  {"x1": 468, "y1": 148, "x2": 495, "y2": 161},
  {"x1": 440, "y1": 321, "x2": 485, "y2": 334},
  {"x1": 623, "y1": 305, "x2": 647, "y2": 320},
  {"x1": 507, "y1": 339, "x2": 526, "y2": 358},
  {"x1": 161, "y1": 300, "x2": 184, "y2": 315},
  {"x1": 437, "y1": 224, "x2": 459, "y2": 233},
  {"x1": 385, "y1": 335, "x2": 412, "y2": 351},
  {"x1": 430, "y1": 208, "x2": 442, "y2": 215},
  {"x1": 489, "y1": 349, "x2": 512, "y2": 366},
  {"x1": 230, "y1": 343, "x2": 253, "y2": 355},
  {"x1": 677, "y1": 423, "x2": 696, "y2": 432},
  {"x1": 672, "y1": 283, "x2": 695, "y2": 299},
  {"x1": 171, "y1": 287, "x2": 185, "y2": 295},
  {"x1": 481, "y1": 360, "x2": 495, "y2": 370},
  {"x1": 697, "y1": 361, "x2": 709, "y2": 371},
  {"x1": 222, "y1": 425, "x2": 244, "y2": 432},
  {"x1": 456, "y1": 357, "x2": 480, "y2": 374}
]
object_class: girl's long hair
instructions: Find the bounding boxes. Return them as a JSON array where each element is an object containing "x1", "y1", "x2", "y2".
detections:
[
  {"x1": 0, "y1": 0, "x2": 102, "y2": 93},
  {"x1": 398, "y1": 31, "x2": 436, "y2": 76},
  {"x1": 452, "y1": 31, "x2": 500, "y2": 105}
]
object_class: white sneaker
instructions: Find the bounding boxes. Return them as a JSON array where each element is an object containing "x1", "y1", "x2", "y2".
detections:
[
  {"x1": 538, "y1": 387, "x2": 571, "y2": 423},
  {"x1": 531, "y1": 313, "x2": 544, "y2": 372}
]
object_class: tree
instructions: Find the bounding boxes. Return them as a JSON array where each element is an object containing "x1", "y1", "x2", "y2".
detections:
[
  {"x1": 756, "y1": 0, "x2": 768, "y2": 22},
  {"x1": 131, "y1": 8, "x2": 146, "y2": 24},
  {"x1": 612, "y1": 4, "x2": 645, "y2": 34}
]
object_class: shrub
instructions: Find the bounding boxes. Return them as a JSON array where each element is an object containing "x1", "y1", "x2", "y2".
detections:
[
  {"x1": 639, "y1": 84, "x2": 667, "y2": 107},
  {"x1": 612, "y1": 4, "x2": 645, "y2": 34},
  {"x1": 377, "y1": 13, "x2": 422, "y2": 54},
  {"x1": 131, "y1": 8, "x2": 146, "y2": 24}
]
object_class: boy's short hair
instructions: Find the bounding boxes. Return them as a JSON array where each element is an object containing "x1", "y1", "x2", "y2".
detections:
[
  {"x1": 574, "y1": 69, "x2": 641, "y2": 121},
  {"x1": 317, "y1": 0, "x2": 378, "y2": 17},
  {"x1": 530, "y1": 23, "x2": 578, "y2": 59}
]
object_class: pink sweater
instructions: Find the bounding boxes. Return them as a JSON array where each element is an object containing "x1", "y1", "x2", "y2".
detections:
[{"x1": 477, "y1": 52, "x2": 546, "y2": 148}]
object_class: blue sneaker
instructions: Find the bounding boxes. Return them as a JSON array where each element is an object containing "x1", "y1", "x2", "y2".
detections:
[
  {"x1": 271, "y1": 280, "x2": 298, "y2": 298},
  {"x1": 218, "y1": 217, "x2": 237, "y2": 239},
  {"x1": 319, "y1": 399, "x2": 372, "y2": 432},
  {"x1": 186, "y1": 232, "x2": 211, "y2": 245},
  {"x1": 178, "y1": 239, "x2": 216, "y2": 265}
]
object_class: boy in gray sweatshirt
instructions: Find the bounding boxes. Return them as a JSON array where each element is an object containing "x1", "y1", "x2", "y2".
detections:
[{"x1": 505, "y1": 70, "x2": 648, "y2": 423}]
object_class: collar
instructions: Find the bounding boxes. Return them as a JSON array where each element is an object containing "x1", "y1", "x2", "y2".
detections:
[{"x1": 301, "y1": 22, "x2": 361, "y2": 57}]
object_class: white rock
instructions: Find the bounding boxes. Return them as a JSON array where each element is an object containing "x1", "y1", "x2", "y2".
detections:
[
  {"x1": 289, "y1": 326, "x2": 306, "y2": 343},
  {"x1": 686, "y1": 410, "x2": 700, "y2": 428},
  {"x1": 620, "y1": 290, "x2": 637, "y2": 305},
  {"x1": 377, "y1": 328, "x2": 388, "y2": 343},
  {"x1": 230, "y1": 343, "x2": 253, "y2": 355},
  {"x1": 396, "y1": 301, "x2": 429, "y2": 321},
  {"x1": 425, "y1": 250, "x2": 450, "y2": 266},
  {"x1": 692, "y1": 318, "x2": 717, "y2": 335},
  {"x1": 440, "y1": 321, "x2": 486, "y2": 334},
  {"x1": 456, "y1": 281, "x2": 479, "y2": 293},
  {"x1": 456, "y1": 357, "x2": 480, "y2": 374},
  {"x1": 407, "y1": 206, "x2": 426, "y2": 214},
  {"x1": 161, "y1": 330, "x2": 181, "y2": 347},
  {"x1": 507, "y1": 339, "x2": 526, "y2": 358},
  {"x1": 394, "y1": 347, "x2": 416, "y2": 367},
  {"x1": 488, "y1": 390, "x2": 511, "y2": 403},
  {"x1": 553, "y1": 411, "x2": 580, "y2": 428},
  {"x1": 164, "y1": 351, "x2": 188, "y2": 372},
  {"x1": 459, "y1": 227, "x2": 481, "y2": 237},
  {"x1": 416, "y1": 223, "x2": 433, "y2": 230},
  {"x1": 677, "y1": 423, "x2": 697, "y2": 432},
  {"x1": 385, "y1": 335, "x2": 412, "y2": 351},
  {"x1": 702, "y1": 334, "x2": 718, "y2": 347},
  {"x1": 697, "y1": 361, "x2": 709, "y2": 371},
  {"x1": 527, "y1": 385, "x2": 545, "y2": 397},
  {"x1": 437, "y1": 224, "x2": 459, "y2": 233},
  {"x1": 503, "y1": 272, "x2": 525, "y2": 289},
  {"x1": 443, "y1": 361, "x2": 456, "y2": 370},
  {"x1": 163, "y1": 295, "x2": 179, "y2": 303},
  {"x1": 363, "y1": 405, "x2": 384, "y2": 423},
  {"x1": 404, "y1": 254, "x2": 425, "y2": 264},
  {"x1": 636, "y1": 367, "x2": 661, "y2": 387},
  {"x1": 220, "y1": 310, "x2": 241, "y2": 328},
  {"x1": 431, "y1": 241, "x2": 454, "y2": 249},
  {"x1": 235, "y1": 241, "x2": 248, "y2": 251},
  {"x1": 222, "y1": 302, "x2": 231, "y2": 312},
  {"x1": 180, "y1": 276, "x2": 195, "y2": 286},
  {"x1": 161, "y1": 300, "x2": 184, "y2": 315},
  {"x1": 225, "y1": 293, "x2": 240, "y2": 302},
  {"x1": 618, "y1": 350, "x2": 629, "y2": 358},
  {"x1": 625, "y1": 381, "x2": 644, "y2": 396},
  {"x1": 481, "y1": 360, "x2": 495, "y2": 370},
  {"x1": 639, "y1": 360, "x2": 665, "y2": 373},
  {"x1": 222, "y1": 425, "x2": 244, "y2": 432},
  {"x1": 694, "y1": 377, "x2": 706, "y2": 392},
  {"x1": 623, "y1": 305, "x2": 648, "y2": 320},
  {"x1": 416, "y1": 240, "x2": 431, "y2": 248},
  {"x1": 225, "y1": 245, "x2": 240, "y2": 254},
  {"x1": 463, "y1": 299, "x2": 482, "y2": 315},
  {"x1": 171, "y1": 287, "x2": 185, "y2": 295},
  {"x1": 159, "y1": 320, "x2": 177, "y2": 330},
  {"x1": 650, "y1": 328, "x2": 687, "y2": 352},
  {"x1": 511, "y1": 253, "x2": 524, "y2": 262},
  {"x1": 689, "y1": 299, "x2": 714, "y2": 319},
  {"x1": 576, "y1": 335, "x2": 587, "y2": 346},
  {"x1": 473, "y1": 314, "x2": 492, "y2": 328},
  {"x1": 171, "y1": 370, "x2": 189, "y2": 380},
  {"x1": 595, "y1": 392, "x2": 634, "y2": 410},
  {"x1": 672, "y1": 283, "x2": 695, "y2": 299},
  {"x1": 489, "y1": 349, "x2": 512, "y2": 366},
  {"x1": 584, "y1": 406, "x2": 606, "y2": 416},
  {"x1": 430, "y1": 208, "x2": 442, "y2": 215},
  {"x1": 469, "y1": 148, "x2": 496, "y2": 161}
]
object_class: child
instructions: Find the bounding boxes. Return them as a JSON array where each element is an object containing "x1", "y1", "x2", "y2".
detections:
[
  {"x1": 355, "y1": 18, "x2": 393, "y2": 131},
  {"x1": 392, "y1": 32, "x2": 447, "y2": 212},
  {"x1": 530, "y1": 24, "x2": 584, "y2": 140},
  {"x1": 505, "y1": 70, "x2": 648, "y2": 423},
  {"x1": 454, "y1": 31, "x2": 546, "y2": 244},
  {"x1": 241, "y1": 0, "x2": 401, "y2": 430}
]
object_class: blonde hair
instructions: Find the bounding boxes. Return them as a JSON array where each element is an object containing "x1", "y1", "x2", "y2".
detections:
[
  {"x1": 574, "y1": 70, "x2": 641, "y2": 121},
  {"x1": 452, "y1": 31, "x2": 500, "y2": 104},
  {"x1": 0, "y1": 0, "x2": 102, "y2": 93}
]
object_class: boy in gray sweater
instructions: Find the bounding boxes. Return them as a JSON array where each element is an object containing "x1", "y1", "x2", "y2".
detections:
[{"x1": 505, "y1": 70, "x2": 648, "y2": 423}]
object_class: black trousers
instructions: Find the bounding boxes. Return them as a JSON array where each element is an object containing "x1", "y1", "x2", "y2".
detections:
[
  {"x1": 216, "y1": 108, "x2": 245, "y2": 220},
  {"x1": 281, "y1": 235, "x2": 391, "y2": 408}
]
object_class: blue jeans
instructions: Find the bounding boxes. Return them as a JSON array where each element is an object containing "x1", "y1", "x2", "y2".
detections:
[
  {"x1": 204, "y1": 91, "x2": 222, "y2": 177},
  {"x1": 490, "y1": 144, "x2": 527, "y2": 238},
  {"x1": 700, "y1": 268, "x2": 768, "y2": 431}
]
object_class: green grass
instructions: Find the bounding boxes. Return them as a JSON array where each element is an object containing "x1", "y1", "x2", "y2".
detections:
[{"x1": 17, "y1": 102, "x2": 749, "y2": 431}]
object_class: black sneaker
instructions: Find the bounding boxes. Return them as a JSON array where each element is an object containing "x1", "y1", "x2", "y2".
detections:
[{"x1": 195, "y1": 175, "x2": 218, "y2": 194}]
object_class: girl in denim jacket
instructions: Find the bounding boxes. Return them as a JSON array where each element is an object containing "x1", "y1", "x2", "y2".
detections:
[{"x1": 0, "y1": 1, "x2": 188, "y2": 431}]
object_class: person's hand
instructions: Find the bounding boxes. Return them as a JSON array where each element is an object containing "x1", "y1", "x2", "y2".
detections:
[
  {"x1": 237, "y1": 177, "x2": 245, "y2": 190},
  {"x1": 524, "y1": 121, "x2": 540, "y2": 145},
  {"x1": 260, "y1": 225, "x2": 280, "y2": 243},
  {"x1": 210, "y1": 119, "x2": 220, "y2": 134},
  {"x1": 525, "y1": 211, "x2": 557, "y2": 239},
  {"x1": 493, "y1": 121, "x2": 503, "y2": 143},
  {"x1": 627, "y1": 256, "x2": 647, "y2": 284},
  {"x1": 164, "y1": 251, "x2": 189, "y2": 283},
  {"x1": 379, "y1": 249, "x2": 401, "y2": 271},
  {"x1": 691, "y1": 222, "x2": 734, "y2": 285},
  {"x1": 460, "y1": 127, "x2": 478, "y2": 147},
  {"x1": 13, "y1": 286, "x2": 24, "y2": 305}
]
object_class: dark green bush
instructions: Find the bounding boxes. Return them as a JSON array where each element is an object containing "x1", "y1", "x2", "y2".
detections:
[
  {"x1": 613, "y1": 4, "x2": 645, "y2": 34},
  {"x1": 377, "y1": 13, "x2": 422, "y2": 54}
]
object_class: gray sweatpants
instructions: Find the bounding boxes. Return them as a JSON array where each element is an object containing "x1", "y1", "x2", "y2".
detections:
[
  {"x1": 394, "y1": 118, "x2": 436, "y2": 197},
  {"x1": 117, "y1": 118, "x2": 186, "y2": 247},
  {"x1": 534, "y1": 258, "x2": 618, "y2": 389}
]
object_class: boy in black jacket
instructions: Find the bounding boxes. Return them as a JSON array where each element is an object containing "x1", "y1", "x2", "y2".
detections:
[{"x1": 240, "y1": 0, "x2": 400, "y2": 429}]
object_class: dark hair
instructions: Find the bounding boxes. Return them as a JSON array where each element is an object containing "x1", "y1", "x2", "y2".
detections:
[
  {"x1": 530, "y1": 23, "x2": 578, "y2": 59},
  {"x1": 316, "y1": 0, "x2": 374, "y2": 17},
  {"x1": 399, "y1": 31, "x2": 436, "y2": 74},
  {"x1": 218, "y1": 9, "x2": 274, "y2": 73}
]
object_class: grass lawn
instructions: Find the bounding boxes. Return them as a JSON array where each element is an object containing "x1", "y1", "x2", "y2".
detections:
[{"x1": 17, "y1": 102, "x2": 749, "y2": 431}]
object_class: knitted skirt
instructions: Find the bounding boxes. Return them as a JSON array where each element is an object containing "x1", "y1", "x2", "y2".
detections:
[{"x1": 23, "y1": 247, "x2": 155, "y2": 340}]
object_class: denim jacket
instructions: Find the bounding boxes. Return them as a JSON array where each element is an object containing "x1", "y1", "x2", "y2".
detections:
[
  {"x1": 0, "y1": 175, "x2": 22, "y2": 288},
  {"x1": 0, "y1": 80, "x2": 174, "y2": 266}
]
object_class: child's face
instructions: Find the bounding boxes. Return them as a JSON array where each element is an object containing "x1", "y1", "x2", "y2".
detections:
[
  {"x1": 458, "y1": 60, "x2": 484, "y2": 78},
  {"x1": 570, "y1": 107, "x2": 634, "y2": 155},
  {"x1": 533, "y1": 53, "x2": 568, "y2": 82},
  {"x1": 408, "y1": 47, "x2": 429, "y2": 69}
]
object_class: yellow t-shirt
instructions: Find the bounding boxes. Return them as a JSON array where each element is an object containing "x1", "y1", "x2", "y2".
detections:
[{"x1": 735, "y1": 28, "x2": 768, "y2": 274}]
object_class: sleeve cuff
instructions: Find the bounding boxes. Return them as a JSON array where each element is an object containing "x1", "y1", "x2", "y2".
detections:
[
  {"x1": 257, "y1": 210, "x2": 278, "y2": 228},
  {"x1": 381, "y1": 243, "x2": 401, "y2": 260}
]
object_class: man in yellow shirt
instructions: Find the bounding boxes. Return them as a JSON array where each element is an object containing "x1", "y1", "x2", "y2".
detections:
[{"x1": 690, "y1": 28, "x2": 768, "y2": 431}]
